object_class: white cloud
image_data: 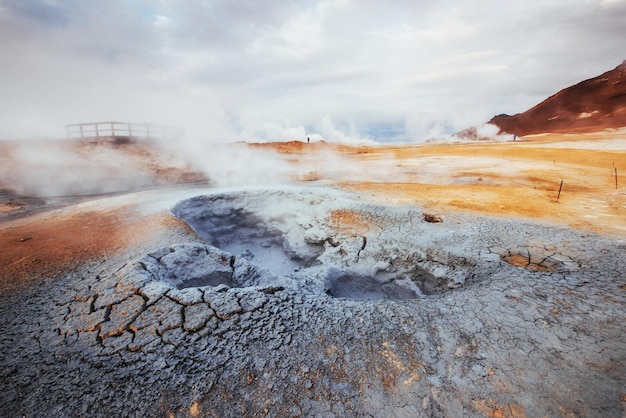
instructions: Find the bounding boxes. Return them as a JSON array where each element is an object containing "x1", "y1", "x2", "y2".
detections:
[
  {"x1": 0, "y1": 0, "x2": 624, "y2": 142},
  {"x1": 250, "y1": 11, "x2": 323, "y2": 59}
]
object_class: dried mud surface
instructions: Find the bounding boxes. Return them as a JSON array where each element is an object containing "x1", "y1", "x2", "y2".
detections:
[{"x1": 1, "y1": 133, "x2": 625, "y2": 417}]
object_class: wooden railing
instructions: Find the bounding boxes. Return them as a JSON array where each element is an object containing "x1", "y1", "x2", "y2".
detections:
[{"x1": 65, "y1": 121, "x2": 183, "y2": 140}]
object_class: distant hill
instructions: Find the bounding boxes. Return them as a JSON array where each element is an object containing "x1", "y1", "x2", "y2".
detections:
[{"x1": 490, "y1": 60, "x2": 626, "y2": 136}]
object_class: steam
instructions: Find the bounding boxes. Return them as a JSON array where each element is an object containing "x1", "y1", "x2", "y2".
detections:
[
  {"x1": 0, "y1": 139, "x2": 187, "y2": 197},
  {"x1": 318, "y1": 116, "x2": 377, "y2": 144},
  {"x1": 0, "y1": 120, "x2": 380, "y2": 200},
  {"x1": 240, "y1": 121, "x2": 308, "y2": 143},
  {"x1": 0, "y1": 116, "x2": 518, "y2": 201},
  {"x1": 447, "y1": 123, "x2": 515, "y2": 142},
  {"x1": 474, "y1": 123, "x2": 511, "y2": 140},
  {"x1": 172, "y1": 139, "x2": 294, "y2": 187}
]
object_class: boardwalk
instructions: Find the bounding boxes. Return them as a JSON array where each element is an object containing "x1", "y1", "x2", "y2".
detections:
[{"x1": 66, "y1": 121, "x2": 183, "y2": 140}]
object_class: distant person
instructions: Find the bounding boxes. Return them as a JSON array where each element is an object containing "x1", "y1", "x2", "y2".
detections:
[
  {"x1": 513, "y1": 134, "x2": 517, "y2": 141},
  {"x1": 307, "y1": 137, "x2": 310, "y2": 143}
]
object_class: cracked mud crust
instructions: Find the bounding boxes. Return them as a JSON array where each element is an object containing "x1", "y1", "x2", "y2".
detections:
[{"x1": 1, "y1": 189, "x2": 625, "y2": 417}]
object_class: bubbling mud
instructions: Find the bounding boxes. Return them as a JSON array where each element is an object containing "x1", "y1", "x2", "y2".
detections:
[
  {"x1": 324, "y1": 263, "x2": 452, "y2": 300},
  {"x1": 325, "y1": 273, "x2": 425, "y2": 300}
]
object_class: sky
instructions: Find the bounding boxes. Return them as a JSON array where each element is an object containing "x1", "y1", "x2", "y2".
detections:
[{"x1": 0, "y1": 0, "x2": 625, "y2": 143}]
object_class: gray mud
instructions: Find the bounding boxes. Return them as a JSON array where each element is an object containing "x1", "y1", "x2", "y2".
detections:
[{"x1": 1, "y1": 188, "x2": 624, "y2": 417}]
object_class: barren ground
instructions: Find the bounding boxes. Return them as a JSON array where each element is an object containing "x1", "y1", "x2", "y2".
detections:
[
  {"x1": 268, "y1": 130, "x2": 626, "y2": 237},
  {"x1": 2, "y1": 132, "x2": 624, "y2": 289},
  {"x1": 0, "y1": 132, "x2": 624, "y2": 417},
  {"x1": 1, "y1": 131, "x2": 624, "y2": 306}
]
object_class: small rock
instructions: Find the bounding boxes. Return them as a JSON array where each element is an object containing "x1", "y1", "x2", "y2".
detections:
[
  {"x1": 139, "y1": 281, "x2": 170, "y2": 304},
  {"x1": 130, "y1": 296, "x2": 182, "y2": 334},
  {"x1": 128, "y1": 325, "x2": 159, "y2": 352},
  {"x1": 423, "y1": 213, "x2": 443, "y2": 223},
  {"x1": 161, "y1": 327, "x2": 187, "y2": 345}
]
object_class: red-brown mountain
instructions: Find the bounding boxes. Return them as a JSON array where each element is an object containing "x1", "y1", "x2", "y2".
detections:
[{"x1": 490, "y1": 60, "x2": 626, "y2": 136}]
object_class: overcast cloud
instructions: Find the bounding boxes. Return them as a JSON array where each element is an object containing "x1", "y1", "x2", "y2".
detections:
[{"x1": 0, "y1": 0, "x2": 624, "y2": 142}]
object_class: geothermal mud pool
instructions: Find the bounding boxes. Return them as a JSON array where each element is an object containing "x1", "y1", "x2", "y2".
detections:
[
  {"x1": 169, "y1": 191, "x2": 472, "y2": 299},
  {"x1": 1, "y1": 188, "x2": 624, "y2": 417}
]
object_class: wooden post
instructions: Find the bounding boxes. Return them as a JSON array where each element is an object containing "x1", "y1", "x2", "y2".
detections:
[
  {"x1": 616, "y1": 168, "x2": 618, "y2": 189},
  {"x1": 95, "y1": 123, "x2": 99, "y2": 138},
  {"x1": 557, "y1": 180, "x2": 564, "y2": 202}
]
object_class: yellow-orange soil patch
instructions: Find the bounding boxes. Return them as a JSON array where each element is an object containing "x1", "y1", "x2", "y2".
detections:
[
  {"x1": 270, "y1": 132, "x2": 626, "y2": 236},
  {"x1": 0, "y1": 207, "x2": 189, "y2": 294}
]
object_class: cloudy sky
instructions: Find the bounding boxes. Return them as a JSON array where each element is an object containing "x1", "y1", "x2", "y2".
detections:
[{"x1": 0, "y1": 0, "x2": 624, "y2": 142}]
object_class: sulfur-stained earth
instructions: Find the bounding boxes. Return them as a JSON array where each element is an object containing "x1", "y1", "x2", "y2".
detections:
[{"x1": 1, "y1": 132, "x2": 625, "y2": 417}]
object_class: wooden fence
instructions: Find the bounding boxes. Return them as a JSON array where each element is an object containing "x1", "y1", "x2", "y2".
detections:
[{"x1": 65, "y1": 121, "x2": 183, "y2": 140}]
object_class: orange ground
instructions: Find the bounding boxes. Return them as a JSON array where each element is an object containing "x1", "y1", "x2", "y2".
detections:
[
  {"x1": 1, "y1": 131, "x2": 624, "y2": 294},
  {"x1": 0, "y1": 206, "x2": 190, "y2": 294},
  {"x1": 279, "y1": 131, "x2": 625, "y2": 237}
]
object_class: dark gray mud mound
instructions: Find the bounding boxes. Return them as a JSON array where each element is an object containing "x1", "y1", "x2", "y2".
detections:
[
  {"x1": 144, "y1": 244, "x2": 238, "y2": 289},
  {"x1": 130, "y1": 242, "x2": 290, "y2": 292}
]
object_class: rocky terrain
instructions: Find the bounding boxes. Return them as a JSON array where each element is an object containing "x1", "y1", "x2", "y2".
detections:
[{"x1": 1, "y1": 188, "x2": 624, "y2": 417}]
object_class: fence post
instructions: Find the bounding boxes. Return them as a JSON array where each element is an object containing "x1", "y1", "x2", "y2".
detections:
[{"x1": 557, "y1": 180, "x2": 564, "y2": 202}]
